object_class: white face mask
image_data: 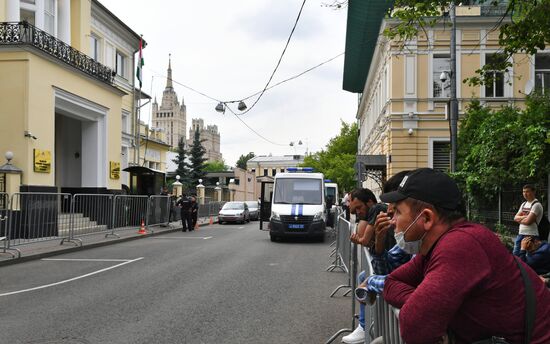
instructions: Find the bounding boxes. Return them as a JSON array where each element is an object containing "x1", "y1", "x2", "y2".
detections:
[{"x1": 394, "y1": 212, "x2": 425, "y2": 254}]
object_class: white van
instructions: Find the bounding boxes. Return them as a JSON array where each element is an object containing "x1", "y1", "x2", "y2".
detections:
[{"x1": 269, "y1": 168, "x2": 326, "y2": 242}]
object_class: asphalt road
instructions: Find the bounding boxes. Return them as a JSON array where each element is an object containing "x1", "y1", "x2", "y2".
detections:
[{"x1": 0, "y1": 221, "x2": 352, "y2": 344}]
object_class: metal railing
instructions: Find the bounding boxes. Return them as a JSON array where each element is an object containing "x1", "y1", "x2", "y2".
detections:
[
  {"x1": 327, "y1": 214, "x2": 352, "y2": 274},
  {"x1": 109, "y1": 195, "x2": 149, "y2": 237},
  {"x1": 6, "y1": 192, "x2": 72, "y2": 248},
  {"x1": 326, "y1": 214, "x2": 358, "y2": 343},
  {"x1": 0, "y1": 22, "x2": 114, "y2": 84},
  {"x1": 361, "y1": 247, "x2": 404, "y2": 344},
  {"x1": 69, "y1": 194, "x2": 114, "y2": 242},
  {"x1": 148, "y1": 195, "x2": 171, "y2": 228}
]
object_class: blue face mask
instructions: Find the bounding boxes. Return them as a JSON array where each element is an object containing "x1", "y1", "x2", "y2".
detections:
[{"x1": 394, "y1": 212, "x2": 425, "y2": 254}]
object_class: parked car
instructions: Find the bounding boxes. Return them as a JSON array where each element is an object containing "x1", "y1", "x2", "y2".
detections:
[
  {"x1": 245, "y1": 201, "x2": 260, "y2": 221},
  {"x1": 218, "y1": 202, "x2": 250, "y2": 224}
]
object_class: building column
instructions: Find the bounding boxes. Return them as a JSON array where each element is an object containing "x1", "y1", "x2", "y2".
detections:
[
  {"x1": 57, "y1": 0, "x2": 71, "y2": 44},
  {"x1": 6, "y1": 0, "x2": 20, "y2": 22}
]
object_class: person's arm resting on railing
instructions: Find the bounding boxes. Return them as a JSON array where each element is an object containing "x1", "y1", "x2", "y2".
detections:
[{"x1": 383, "y1": 235, "x2": 491, "y2": 344}]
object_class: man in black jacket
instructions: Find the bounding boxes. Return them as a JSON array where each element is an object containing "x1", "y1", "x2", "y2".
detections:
[{"x1": 176, "y1": 193, "x2": 193, "y2": 232}]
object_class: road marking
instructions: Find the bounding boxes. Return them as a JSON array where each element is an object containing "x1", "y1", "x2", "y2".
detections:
[
  {"x1": 150, "y1": 236, "x2": 213, "y2": 240},
  {"x1": 0, "y1": 257, "x2": 144, "y2": 297},
  {"x1": 41, "y1": 258, "x2": 132, "y2": 262},
  {"x1": 238, "y1": 227, "x2": 244, "y2": 229}
]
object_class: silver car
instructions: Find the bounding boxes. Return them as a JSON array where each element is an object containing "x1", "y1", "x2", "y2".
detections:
[
  {"x1": 218, "y1": 202, "x2": 250, "y2": 224},
  {"x1": 245, "y1": 201, "x2": 260, "y2": 221}
]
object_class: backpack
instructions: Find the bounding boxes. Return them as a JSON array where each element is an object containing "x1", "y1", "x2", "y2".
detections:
[{"x1": 532, "y1": 201, "x2": 550, "y2": 241}]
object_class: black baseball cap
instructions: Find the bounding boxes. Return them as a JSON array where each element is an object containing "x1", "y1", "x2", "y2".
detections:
[{"x1": 380, "y1": 168, "x2": 461, "y2": 210}]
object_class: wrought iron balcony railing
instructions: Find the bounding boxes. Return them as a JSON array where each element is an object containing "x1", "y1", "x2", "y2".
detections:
[{"x1": 0, "y1": 21, "x2": 114, "y2": 85}]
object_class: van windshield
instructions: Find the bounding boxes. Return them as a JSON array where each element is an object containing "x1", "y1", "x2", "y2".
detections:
[{"x1": 274, "y1": 178, "x2": 322, "y2": 205}]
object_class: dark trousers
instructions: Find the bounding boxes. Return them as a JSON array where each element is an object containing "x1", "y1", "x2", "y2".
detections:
[
  {"x1": 181, "y1": 212, "x2": 193, "y2": 231},
  {"x1": 192, "y1": 213, "x2": 198, "y2": 228}
]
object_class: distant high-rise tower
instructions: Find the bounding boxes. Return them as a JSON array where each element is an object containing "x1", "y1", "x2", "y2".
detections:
[
  {"x1": 187, "y1": 118, "x2": 222, "y2": 163},
  {"x1": 152, "y1": 55, "x2": 187, "y2": 148}
]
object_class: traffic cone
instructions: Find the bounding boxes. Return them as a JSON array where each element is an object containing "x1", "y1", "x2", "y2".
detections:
[
  {"x1": 138, "y1": 220, "x2": 147, "y2": 234},
  {"x1": 209, "y1": 216, "x2": 214, "y2": 225}
]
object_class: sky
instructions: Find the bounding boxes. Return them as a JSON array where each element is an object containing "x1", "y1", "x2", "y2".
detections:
[{"x1": 100, "y1": 0, "x2": 358, "y2": 167}]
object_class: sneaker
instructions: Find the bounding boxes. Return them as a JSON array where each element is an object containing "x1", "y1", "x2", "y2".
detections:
[{"x1": 342, "y1": 325, "x2": 365, "y2": 344}]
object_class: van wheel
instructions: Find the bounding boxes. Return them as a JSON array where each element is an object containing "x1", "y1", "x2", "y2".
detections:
[{"x1": 270, "y1": 234, "x2": 277, "y2": 242}]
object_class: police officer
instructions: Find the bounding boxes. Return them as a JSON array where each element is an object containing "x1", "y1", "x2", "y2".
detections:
[{"x1": 176, "y1": 193, "x2": 193, "y2": 232}]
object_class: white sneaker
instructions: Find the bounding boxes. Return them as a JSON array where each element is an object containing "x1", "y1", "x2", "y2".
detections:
[{"x1": 342, "y1": 325, "x2": 365, "y2": 344}]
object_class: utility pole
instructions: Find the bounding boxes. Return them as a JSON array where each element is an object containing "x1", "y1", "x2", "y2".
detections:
[{"x1": 449, "y1": 2, "x2": 458, "y2": 172}]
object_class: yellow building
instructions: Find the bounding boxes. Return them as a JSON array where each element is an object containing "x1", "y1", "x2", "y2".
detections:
[
  {"x1": 0, "y1": 0, "x2": 144, "y2": 195},
  {"x1": 343, "y1": 2, "x2": 549, "y2": 190}
]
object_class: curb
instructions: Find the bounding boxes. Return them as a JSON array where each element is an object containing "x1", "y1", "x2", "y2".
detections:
[{"x1": 0, "y1": 222, "x2": 211, "y2": 267}]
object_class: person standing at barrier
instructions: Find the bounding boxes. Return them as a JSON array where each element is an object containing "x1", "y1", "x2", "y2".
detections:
[
  {"x1": 343, "y1": 173, "x2": 410, "y2": 344},
  {"x1": 190, "y1": 195, "x2": 198, "y2": 231},
  {"x1": 381, "y1": 168, "x2": 550, "y2": 344},
  {"x1": 176, "y1": 193, "x2": 193, "y2": 232},
  {"x1": 160, "y1": 185, "x2": 170, "y2": 227},
  {"x1": 513, "y1": 184, "x2": 544, "y2": 256},
  {"x1": 349, "y1": 188, "x2": 388, "y2": 249},
  {"x1": 342, "y1": 192, "x2": 351, "y2": 221}
]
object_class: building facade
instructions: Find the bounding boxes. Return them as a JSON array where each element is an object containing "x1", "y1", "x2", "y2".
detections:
[
  {"x1": 0, "y1": 0, "x2": 143, "y2": 194},
  {"x1": 187, "y1": 118, "x2": 222, "y2": 163},
  {"x1": 343, "y1": 3, "x2": 546, "y2": 189},
  {"x1": 151, "y1": 57, "x2": 187, "y2": 149},
  {"x1": 246, "y1": 155, "x2": 304, "y2": 199}
]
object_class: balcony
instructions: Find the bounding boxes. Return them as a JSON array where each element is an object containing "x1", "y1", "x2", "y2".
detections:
[{"x1": 0, "y1": 21, "x2": 114, "y2": 85}]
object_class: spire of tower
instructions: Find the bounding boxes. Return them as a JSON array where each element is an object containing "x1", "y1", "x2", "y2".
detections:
[{"x1": 166, "y1": 53, "x2": 173, "y2": 90}]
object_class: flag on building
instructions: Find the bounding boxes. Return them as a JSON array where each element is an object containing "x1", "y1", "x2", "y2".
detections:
[{"x1": 136, "y1": 36, "x2": 144, "y2": 88}]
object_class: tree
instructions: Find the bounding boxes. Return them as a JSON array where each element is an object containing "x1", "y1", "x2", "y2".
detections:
[
  {"x1": 189, "y1": 130, "x2": 208, "y2": 187},
  {"x1": 236, "y1": 152, "x2": 255, "y2": 169},
  {"x1": 173, "y1": 137, "x2": 191, "y2": 188},
  {"x1": 204, "y1": 160, "x2": 229, "y2": 172},
  {"x1": 383, "y1": 0, "x2": 550, "y2": 84},
  {"x1": 454, "y1": 93, "x2": 550, "y2": 198},
  {"x1": 301, "y1": 121, "x2": 358, "y2": 192}
]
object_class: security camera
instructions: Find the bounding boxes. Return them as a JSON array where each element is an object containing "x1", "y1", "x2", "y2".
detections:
[
  {"x1": 439, "y1": 71, "x2": 448, "y2": 83},
  {"x1": 24, "y1": 131, "x2": 37, "y2": 140}
]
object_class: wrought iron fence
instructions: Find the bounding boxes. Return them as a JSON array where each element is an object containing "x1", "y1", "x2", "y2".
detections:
[{"x1": 0, "y1": 22, "x2": 114, "y2": 84}]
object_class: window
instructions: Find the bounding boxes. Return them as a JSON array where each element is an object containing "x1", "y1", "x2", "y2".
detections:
[
  {"x1": 433, "y1": 55, "x2": 450, "y2": 98},
  {"x1": 535, "y1": 54, "x2": 550, "y2": 94},
  {"x1": 251, "y1": 168, "x2": 256, "y2": 173},
  {"x1": 431, "y1": 140, "x2": 450, "y2": 173},
  {"x1": 44, "y1": 0, "x2": 56, "y2": 36},
  {"x1": 121, "y1": 112, "x2": 129, "y2": 133},
  {"x1": 272, "y1": 168, "x2": 276, "y2": 176},
  {"x1": 116, "y1": 51, "x2": 126, "y2": 78},
  {"x1": 90, "y1": 35, "x2": 100, "y2": 61},
  {"x1": 263, "y1": 169, "x2": 268, "y2": 176},
  {"x1": 20, "y1": 9, "x2": 35, "y2": 25},
  {"x1": 485, "y1": 54, "x2": 505, "y2": 97},
  {"x1": 281, "y1": 168, "x2": 285, "y2": 173}
]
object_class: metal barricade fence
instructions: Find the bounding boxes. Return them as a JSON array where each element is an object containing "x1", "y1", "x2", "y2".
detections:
[
  {"x1": 109, "y1": 195, "x2": 149, "y2": 236},
  {"x1": 362, "y1": 246, "x2": 404, "y2": 344},
  {"x1": 0, "y1": 192, "x2": 15, "y2": 256},
  {"x1": 326, "y1": 217, "x2": 358, "y2": 344},
  {"x1": 6, "y1": 192, "x2": 72, "y2": 248},
  {"x1": 327, "y1": 214, "x2": 352, "y2": 274},
  {"x1": 70, "y1": 194, "x2": 114, "y2": 240},
  {"x1": 147, "y1": 195, "x2": 170, "y2": 227}
]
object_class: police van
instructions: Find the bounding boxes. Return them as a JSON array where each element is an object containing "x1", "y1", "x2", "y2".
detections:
[{"x1": 269, "y1": 167, "x2": 326, "y2": 242}]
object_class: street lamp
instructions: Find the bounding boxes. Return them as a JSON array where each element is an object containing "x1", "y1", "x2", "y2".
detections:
[
  {"x1": 215, "y1": 102, "x2": 225, "y2": 113},
  {"x1": 237, "y1": 101, "x2": 247, "y2": 111}
]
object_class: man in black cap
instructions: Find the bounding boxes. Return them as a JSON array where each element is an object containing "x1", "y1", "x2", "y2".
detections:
[{"x1": 381, "y1": 168, "x2": 550, "y2": 344}]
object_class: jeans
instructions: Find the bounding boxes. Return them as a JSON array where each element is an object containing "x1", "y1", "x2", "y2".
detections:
[{"x1": 358, "y1": 270, "x2": 367, "y2": 329}]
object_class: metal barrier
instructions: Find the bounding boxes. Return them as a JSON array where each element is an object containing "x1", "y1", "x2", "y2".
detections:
[
  {"x1": 6, "y1": 192, "x2": 72, "y2": 248},
  {"x1": 148, "y1": 195, "x2": 171, "y2": 228},
  {"x1": 109, "y1": 195, "x2": 149, "y2": 237},
  {"x1": 327, "y1": 214, "x2": 351, "y2": 274},
  {"x1": 68, "y1": 194, "x2": 114, "y2": 243},
  {"x1": 0, "y1": 192, "x2": 19, "y2": 257},
  {"x1": 326, "y1": 216, "x2": 358, "y2": 343},
  {"x1": 361, "y1": 246, "x2": 404, "y2": 344}
]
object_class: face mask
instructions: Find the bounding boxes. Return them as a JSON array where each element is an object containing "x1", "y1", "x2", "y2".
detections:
[{"x1": 394, "y1": 212, "x2": 425, "y2": 254}]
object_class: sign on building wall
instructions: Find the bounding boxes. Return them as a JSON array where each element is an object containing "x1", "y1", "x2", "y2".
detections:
[
  {"x1": 33, "y1": 149, "x2": 51, "y2": 173},
  {"x1": 110, "y1": 161, "x2": 120, "y2": 179}
]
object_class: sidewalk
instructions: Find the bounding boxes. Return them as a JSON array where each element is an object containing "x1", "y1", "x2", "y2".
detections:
[{"x1": 0, "y1": 216, "x2": 217, "y2": 267}]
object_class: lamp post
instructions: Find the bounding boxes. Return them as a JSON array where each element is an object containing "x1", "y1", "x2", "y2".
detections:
[{"x1": 172, "y1": 175, "x2": 182, "y2": 197}]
